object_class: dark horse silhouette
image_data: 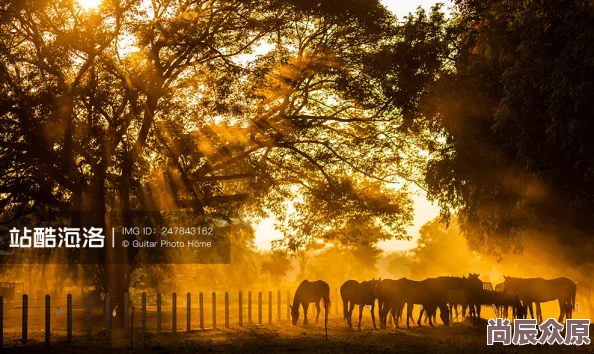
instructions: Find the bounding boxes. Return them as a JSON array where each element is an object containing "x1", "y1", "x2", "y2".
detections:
[
  {"x1": 464, "y1": 273, "x2": 483, "y2": 326},
  {"x1": 395, "y1": 278, "x2": 450, "y2": 328},
  {"x1": 377, "y1": 278, "x2": 406, "y2": 328},
  {"x1": 340, "y1": 278, "x2": 380, "y2": 331},
  {"x1": 503, "y1": 276, "x2": 576, "y2": 323},
  {"x1": 290, "y1": 280, "x2": 330, "y2": 326}
]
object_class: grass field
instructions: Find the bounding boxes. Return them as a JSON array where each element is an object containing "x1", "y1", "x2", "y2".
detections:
[{"x1": 2, "y1": 299, "x2": 593, "y2": 353}]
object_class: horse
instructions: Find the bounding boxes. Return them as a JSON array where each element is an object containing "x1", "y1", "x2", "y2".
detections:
[
  {"x1": 290, "y1": 279, "x2": 330, "y2": 326},
  {"x1": 340, "y1": 278, "x2": 381, "y2": 331},
  {"x1": 503, "y1": 276, "x2": 576, "y2": 323},
  {"x1": 493, "y1": 282, "x2": 509, "y2": 318},
  {"x1": 377, "y1": 278, "x2": 406, "y2": 328},
  {"x1": 397, "y1": 278, "x2": 450, "y2": 328},
  {"x1": 464, "y1": 273, "x2": 483, "y2": 326},
  {"x1": 419, "y1": 276, "x2": 466, "y2": 325}
]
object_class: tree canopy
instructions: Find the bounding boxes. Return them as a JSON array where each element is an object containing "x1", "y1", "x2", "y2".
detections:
[
  {"x1": 0, "y1": 0, "x2": 450, "y2": 298},
  {"x1": 3, "y1": 0, "x2": 594, "y2": 299},
  {"x1": 423, "y1": 0, "x2": 594, "y2": 262}
]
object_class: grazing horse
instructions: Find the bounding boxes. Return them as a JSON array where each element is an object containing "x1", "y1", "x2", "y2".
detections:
[
  {"x1": 503, "y1": 276, "x2": 576, "y2": 323},
  {"x1": 340, "y1": 278, "x2": 381, "y2": 331},
  {"x1": 290, "y1": 280, "x2": 330, "y2": 326},
  {"x1": 464, "y1": 273, "x2": 483, "y2": 326},
  {"x1": 398, "y1": 278, "x2": 450, "y2": 328}
]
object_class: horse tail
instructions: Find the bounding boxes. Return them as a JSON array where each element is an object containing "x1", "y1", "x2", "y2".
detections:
[{"x1": 572, "y1": 285, "x2": 577, "y2": 311}]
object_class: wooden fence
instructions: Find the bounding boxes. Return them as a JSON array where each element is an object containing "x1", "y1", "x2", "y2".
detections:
[{"x1": 0, "y1": 288, "x2": 339, "y2": 347}]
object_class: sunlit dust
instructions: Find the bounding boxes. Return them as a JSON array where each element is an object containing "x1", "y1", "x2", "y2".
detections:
[{"x1": 77, "y1": 0, "x2": 101, "y2": 10}]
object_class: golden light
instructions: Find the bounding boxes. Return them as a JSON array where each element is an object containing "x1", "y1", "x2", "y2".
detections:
[{"x1": 77, "y1": 0, "x2": 102, "y2": 10}]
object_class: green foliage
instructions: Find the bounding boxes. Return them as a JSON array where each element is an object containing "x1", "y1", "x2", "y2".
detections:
[{"x1": 423, "y1": 0, "x2": 594, "y2": 258}]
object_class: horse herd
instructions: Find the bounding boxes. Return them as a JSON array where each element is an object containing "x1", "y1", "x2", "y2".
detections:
[{"x1": 289, "y1": 275, "x2": 580, "y2": 331}]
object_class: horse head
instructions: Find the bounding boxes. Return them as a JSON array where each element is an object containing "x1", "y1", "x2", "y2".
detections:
[
  {"x1": 371, "y1": 277, "x2": 381, "y2": 298},
  {"x1": 289, "y1": 304, "x2": 299, "y2": 326},
  {"x1": 502, "y1": 275, "x2": 517, "y2": 295}
]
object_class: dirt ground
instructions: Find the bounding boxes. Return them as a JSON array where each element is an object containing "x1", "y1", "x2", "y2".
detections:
[{"x1": 2, "y1": 313, "x2": 593, "y2": 353}]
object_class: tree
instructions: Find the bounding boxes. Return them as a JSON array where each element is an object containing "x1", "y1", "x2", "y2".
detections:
[
  {"x1": 260, "y1": 250, "x2": 293, "y2": 285},
  {"x1": 0, "y1": 0, "x2": 449, "y2": 310},
  {"x1": 423, "y1": 0, "x2": 594, "y2": 263},
  {"x1": 409, "y1": 217, "x2": 476, "y2": 279}
]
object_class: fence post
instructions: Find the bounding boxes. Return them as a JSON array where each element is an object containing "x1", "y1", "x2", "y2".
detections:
[
  {"x1": 187, "y1": 292, "x2": 191, "y2": 332},
  {"x1": 45, "y1": 294, "x2": 50, "y2": 348},
  {"x1": 0, "y1": 296, "x2": 3, "y2": 347},
  {"x1": 199, "y1": 292, "x2": 204, "y2": 330},
  {"x1": 268, "y1": 291, "x2": 272, "y2": 325},
  {"x1": 22, "y1": 294, "x2": 28, "y2": 345},
  {"x1": 277, "y1": 291, "x2": 281, "y2": 322},
  {"x1": 172, "y1": 292, "x2": 177, "y2": 334},
  {"x1": 258, "y1": 291, "x2": 262, "y2": 325},
  {"x1": 225, "y1": 292, "x2": 229, "y2": 329},
  {"x1": 248, "y1": 291, "x2": 252, "y2": 326},
  {"x1": 157, "y1": 293, "x2": 162, "y2": 335},
  {"x1": 212, "y1": 292, "x2": 216, "y2": 330},
  {"x1": 286, "y1": 290, "x2": 290, "y2": 320},
  {"x1": 105, "y1": 292, "x2": 110, "y2": 340},
  {"x1": 87, "y1": 294, "x2": 92, "y2": 340},
  {"x1": 141, "y1": 292, "x2": 146, "y2": 337},
  {"x1": 123, "y1": 293, "x2": 129, "y2": 338},
  {"x1": 238, "y1": 291, "x2": 243, "y2": 327},
  {"x1": 67, "y1": 293, "x2": 73, "y2": 342}
]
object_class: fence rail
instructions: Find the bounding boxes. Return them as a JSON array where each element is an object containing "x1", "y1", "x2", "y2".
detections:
[{"x1": 0, "y1": 287, "x2": 338, "y2": 347}]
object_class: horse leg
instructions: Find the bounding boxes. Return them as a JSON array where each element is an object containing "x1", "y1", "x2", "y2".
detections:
[
  {"x1": 417, "y1": 306, "x2": 424, "y2": 327},
  {"x1": 536, "y1": 302, "x2": 542, "y2": 323},
  {"x1": 303, "y1": 302, "x2": 309, "y2": 326},
  {"x1": 565, "y1": 299, "x2": 573, "y2": 320},
  {"x1": 314, "y1": 301, "x2": 320, "y2": 325},
  {"x1": 406, "y1": 303, "x2": 413, "y2": 329},
  {"x1": 392, "y1": 307, "x2": 398, "y2": 328},
  {"x1": 357, "y1": 304, "x2": 364, "y2": 332},
  {"x1": 378, "y1": 300, "x2": 385, "y2": 329},
  {"x1": 378, "y1": 301, "x2": 384, "y2": 329},
  {"x1": 428, "y1": 307, "x2": 434, "y2": 327},
  {"x1": 324, "y1": 296, "x2": 329, "y2": 326},
  {"x1": 370, "y1": 304, "x2": 377, "y2": 330},
  {"x1": 348, "y1": 302, "x2": 355, "y2": 330},
  {"x1": 449, "y1": 304, "x2": 453, "y2": 322},
  {"x1": 557, "y1": 299, "x2": 566, "y2": 323}
]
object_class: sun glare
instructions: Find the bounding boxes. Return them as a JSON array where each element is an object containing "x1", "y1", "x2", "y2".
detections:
[{"x1": 78, "y1": 0, "x2": 102, "y2": 10}]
